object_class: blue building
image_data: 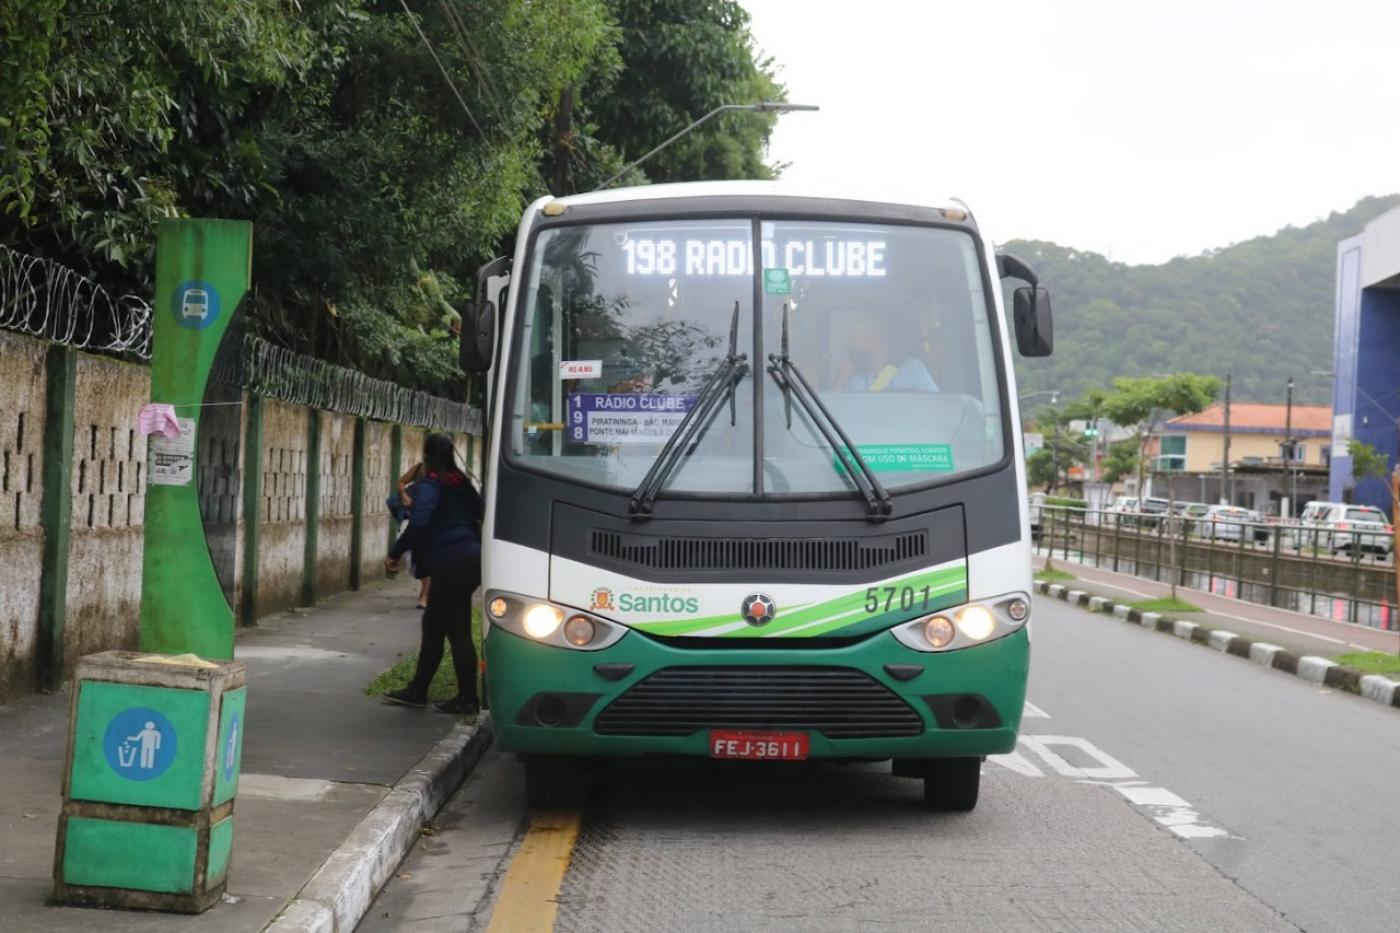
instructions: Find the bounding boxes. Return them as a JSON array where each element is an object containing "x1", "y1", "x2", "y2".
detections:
[{"x1": 1330, "y1": 205, "x2": 1400, "y2": 508}]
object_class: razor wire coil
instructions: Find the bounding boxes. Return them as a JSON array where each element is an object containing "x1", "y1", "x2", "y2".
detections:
[
  {"x1": 0, "y1": 244, "x2": 153, "y2": 358},
  {"x1": 2, "y1": 246, "x2": 478, "y2": 433}
]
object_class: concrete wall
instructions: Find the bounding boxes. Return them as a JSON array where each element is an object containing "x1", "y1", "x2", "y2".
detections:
[
  {"x1": 0, "y1": 332, "x2": 47, "y2": 698},
  {"x1": 315, "y1": 411, "x2": 356, "y2": 598},
  {"x1": 256, "y1": 400, "x2": 310, "y2": 617},
  {"x1": 62, "y1": 353, "x2": 149, "y2": 669},
  {"x1": 360, "y1": 421, "x2": 395, "y2": 584},
  {"x1": 198, "y1": 389, "x2": 246, "y2": 617},
  {"x1": 0, "y1": 332, "x2": 474, "y2": 698}
]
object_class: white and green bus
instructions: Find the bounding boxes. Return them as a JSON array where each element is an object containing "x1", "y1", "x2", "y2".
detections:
[{"x1": 460, "y1": 181, "x2": 1053, "y2": 810}]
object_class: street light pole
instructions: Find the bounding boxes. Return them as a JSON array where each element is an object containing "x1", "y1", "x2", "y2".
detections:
[
  {"x1": 599, "y1": 101, "x2": 820, "y2": 190},
  {"x1": 1285, "y1": 377, "x2": 1296, "y2": 517}
]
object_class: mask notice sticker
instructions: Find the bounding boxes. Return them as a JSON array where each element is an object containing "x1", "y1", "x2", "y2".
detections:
[
  {"x1": 835, "y1": 444, "x2": 954, "y2": 473},
  {"x1": 568, "y1": 393, "x2": 696, "y2": 444},
  {"x1": 559, "y1": 360, "x2": 602, "y2": 380}
]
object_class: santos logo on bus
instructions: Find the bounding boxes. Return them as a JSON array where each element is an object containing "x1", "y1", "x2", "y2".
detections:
[{"x1": 590, "y1": 587, "x2": 699, "y2": 615}]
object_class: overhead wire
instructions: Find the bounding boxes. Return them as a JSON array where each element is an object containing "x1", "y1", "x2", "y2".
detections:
[
  {"x1": 435, "y1": 0, "x2": 509, "y2": 130},
  {"x1": 397, "y1": 0, "x2": 486, "y2": 139}
]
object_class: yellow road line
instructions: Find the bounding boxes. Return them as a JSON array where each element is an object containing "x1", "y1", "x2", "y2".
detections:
[{"x1": 485, "y1": 809, "x2": 582, "y2": 933}]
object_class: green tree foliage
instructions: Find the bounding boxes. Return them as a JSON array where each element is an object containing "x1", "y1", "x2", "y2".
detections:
[
  {"x1": 1025, "y1": 405, "x2": 1090, "y2": 492},
  {"x1": 540, "y1": 0, "x2": 783, "y2": 194},
  {"x1": 1101, "y1": 438, "x2": 1140, "y2": 485},
  {"x1": 1007, "y1": 195, "x2": 1400, "y2": 407},
  {"x1": 1086, "y1": 373, "x2": 1220, "y2": 494},
  {"x1": 1348, "y1": 439, "x2": 1390, "y2": 483},
  {"x1": 0, "y1": 0, "x2": 783, "y2": 395}
]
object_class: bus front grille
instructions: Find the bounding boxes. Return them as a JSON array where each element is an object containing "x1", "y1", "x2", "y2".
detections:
[
  {"x1": 593, "y1": 666, "x2": 925, "y2": 739},
  {"x1": 589, "y1": 530, "x2": 927, "y2": 573}
]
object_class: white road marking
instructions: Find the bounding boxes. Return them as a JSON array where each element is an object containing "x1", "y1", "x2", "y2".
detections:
[
  {"x1": 1009, "y1": 733, "x2": 1235, "y2": 840},
  {"x1": 1022, "y1": 701, "x2": 1050, "y2": 719},
  {"x1": 1114, "y1": 785, "x2": 1189, "y2": 807},
  {"x1": 986, "y1": 750, "x2": 1043, "y2": 777},
  {"x1": 1018, "y1": 735, "x2": 1136, "y2": 780}
]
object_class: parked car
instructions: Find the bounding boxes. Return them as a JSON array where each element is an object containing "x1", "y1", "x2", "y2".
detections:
[
  {"x1": 1172, "y1": 501, "x2": 1211, "y2": 534},
  {"x1": 1198, "y1": 505, "x2": 1253, "y2": 541},
  {"x1": 1138, "y1": 496, "x2": 1170, "y2": 528},
  {"x1": 1302, "y1": 503, "x2": 1394, "y2": 555}
]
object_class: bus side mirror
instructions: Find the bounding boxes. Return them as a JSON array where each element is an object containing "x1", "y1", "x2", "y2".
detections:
[
  {"x1": 460, "y1": 301, "x2": 496, "y2": 372},
  {"x1": 1013, "y1": 286, "x2": 1053, "y2": 357}
]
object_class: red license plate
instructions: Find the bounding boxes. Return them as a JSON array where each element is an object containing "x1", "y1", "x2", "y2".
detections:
[{"x1": 708, "y1": 730, "x2": 810, "y2": 761}]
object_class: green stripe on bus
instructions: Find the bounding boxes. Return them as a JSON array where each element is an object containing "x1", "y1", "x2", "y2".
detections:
[{"x1": 627, "y1": 561, "x2": 968, "y2": 638}]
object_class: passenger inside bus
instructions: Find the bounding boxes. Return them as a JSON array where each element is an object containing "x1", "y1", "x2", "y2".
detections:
[{"x1": 839, "y1": 315, "x2": 939, "y2": 393}]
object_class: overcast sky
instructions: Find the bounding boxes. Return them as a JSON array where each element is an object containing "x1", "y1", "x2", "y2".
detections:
[{"x1": 743, "y1": 0, "x2": 1400, "y2": 264}]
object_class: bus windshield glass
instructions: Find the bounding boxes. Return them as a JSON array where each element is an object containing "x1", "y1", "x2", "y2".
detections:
[{"x1": 508, "y1": 217, "x2": 1005, "y2": 494}]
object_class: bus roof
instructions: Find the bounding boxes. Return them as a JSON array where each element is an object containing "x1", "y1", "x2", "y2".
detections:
[{"x1": 547, "y1": 180, "x2": 971, "y2": 216}]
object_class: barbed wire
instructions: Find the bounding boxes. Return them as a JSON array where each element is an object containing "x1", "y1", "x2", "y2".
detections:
[
  {"x1": 0, "y1": 244, "x2": 153, "y2": 358},
  {"x1": 223, "y1": 336, "x2": 481, "y2": 434},
  {"x1": 0, "y1": 246, "x2": 477, "y2": 433}
]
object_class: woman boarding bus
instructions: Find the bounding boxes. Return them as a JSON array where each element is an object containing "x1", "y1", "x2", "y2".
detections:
[{"x1": 459, "y1": 182, "x2": 1053, "y2": 810}]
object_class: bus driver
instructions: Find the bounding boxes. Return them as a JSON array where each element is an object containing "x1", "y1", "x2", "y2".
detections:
[{"x1": 841, "y1": 316, "x2": 939, "y2": 393}]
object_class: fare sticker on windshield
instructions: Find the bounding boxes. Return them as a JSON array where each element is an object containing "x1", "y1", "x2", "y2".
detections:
[
  {"x1": 568, "y1": 393, "x2": 697, "y2": 444},
  {"x1": 559, "y1": 359, "x2": 602, "y2": 380},
  {"x1": 763, "y1": 268, "x2": 791, "y2": 294},
  {"x1": 835, "y1": 444, "x2": 954, "y2": 474}
]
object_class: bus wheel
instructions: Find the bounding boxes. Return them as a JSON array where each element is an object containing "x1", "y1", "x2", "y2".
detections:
[
  {"x1": 525, "y1": 755, "x2": 582, "y2": 809},
  {"x1": 923, "y1": 758, "x2": 980, "y2": 811}
]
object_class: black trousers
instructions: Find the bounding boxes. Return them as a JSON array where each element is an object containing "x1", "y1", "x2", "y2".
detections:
[{"x1": 407, "y1": 546, "x2": 480, "y2": 702}]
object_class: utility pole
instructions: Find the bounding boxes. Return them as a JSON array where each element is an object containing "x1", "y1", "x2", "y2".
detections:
[
  {"x1": 1220, "y1": 375, "x2": 1231, "y2": 505},
  {"x1": 1284, "y1": 377, "x2": 1295, "y2": 517}
]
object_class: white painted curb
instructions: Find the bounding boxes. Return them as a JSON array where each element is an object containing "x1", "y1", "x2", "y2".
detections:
[
  {"x1": 1207, "y1": 630, "x2": 1238, "y2": 652},
  {"x1": 264, "y1": 715, "x2": 493, "y2": 933},
  {"x1": 1047, "y1": 584, "x2": 1066, "y2": 598},
  {"x1": 1360, "y1": 675, "x2": 1399, "y2": 706},
  {"x1": 1140, "y1": 611, "x2": 1162, "y2": 629},
  {"x1": 1297, "y1": 656, "x2": 1338, "y2": 685},
  {"x1": 1089, "y1": 596, "x2": 1109, "y2": 612},
  {"x1": 1248, "y1": 642, "x2": 1283, "y2": 667},
  {"x1": 1066, "y1": 589, "x2": 1086, "y2": 604},
  {"x1": 1171, "y1": 620, "x2": 1198, "y2": 640},
  {"x1": 1112, "y1": 604, "x2": 1130, "y2": 619}
]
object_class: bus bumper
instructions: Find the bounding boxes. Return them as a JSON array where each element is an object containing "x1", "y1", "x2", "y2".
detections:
[{"x1": 486, "y1": 626, "x2": 1028, "y2": 760}]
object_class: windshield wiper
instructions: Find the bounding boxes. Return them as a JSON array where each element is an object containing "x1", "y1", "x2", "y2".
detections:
[
  {"x1": 767, "y1": 303, "x2": 892, "y2": 521},
  {"x1": 628, "y1": 301, "x2": 749, "y2": 519}
]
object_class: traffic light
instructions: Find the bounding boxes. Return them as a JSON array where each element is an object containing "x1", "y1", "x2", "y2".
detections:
[{"x1": 1084, "y1": 425, "x2": 1099, "y2": 439}]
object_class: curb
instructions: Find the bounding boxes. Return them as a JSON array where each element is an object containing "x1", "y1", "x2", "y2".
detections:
[
  {"x1": 263, "y1": 713, "x2": 494, "y2": 933},
  {"x1": 1034, "y1": 580, "x2": 1400, "y2": 711}
]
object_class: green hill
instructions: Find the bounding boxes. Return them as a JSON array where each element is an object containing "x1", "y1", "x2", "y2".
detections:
[{"x1": 1005, "y1": 194, "x2": 1400, "y2": 407}]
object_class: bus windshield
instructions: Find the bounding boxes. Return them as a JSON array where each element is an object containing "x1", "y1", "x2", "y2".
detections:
[{"x1": 508, "y1": 217, "x2": 1006, "y2": 495}]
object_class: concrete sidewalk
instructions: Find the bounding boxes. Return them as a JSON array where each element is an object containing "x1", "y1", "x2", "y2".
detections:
[
  {"x1": 0, "y1": 578, "x2": 461, "y2": 932},
  {"x1": 1035, "y1": 555, "x2": 1400, "y2": 657}
]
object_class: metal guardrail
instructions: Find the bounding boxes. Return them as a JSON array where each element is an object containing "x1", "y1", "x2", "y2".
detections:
[
  {"x1": 0, "y1": 244, "x2": 153, "y2": 358},
  {"x1": 1031, "y1": 505, "x2": 1398, "y2": 630}
]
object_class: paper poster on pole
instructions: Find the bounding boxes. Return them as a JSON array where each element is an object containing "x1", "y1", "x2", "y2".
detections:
[{"x1": 149, "y1": 417, "x2": 196, "y2": 486}]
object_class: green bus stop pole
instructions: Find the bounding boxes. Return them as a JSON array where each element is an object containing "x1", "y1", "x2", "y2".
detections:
[{"x1": 139, "y1": 219, "x2": 252, "y2": 659}]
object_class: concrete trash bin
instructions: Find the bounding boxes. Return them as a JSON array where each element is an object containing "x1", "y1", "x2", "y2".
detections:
[{"x1": 53, "y1": 650, "x2": 246, "y2": 913}]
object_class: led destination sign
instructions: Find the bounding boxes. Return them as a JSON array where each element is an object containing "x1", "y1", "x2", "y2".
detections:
[{"x1": 621, "y1": 238, "x2": 887, "y2": 278}]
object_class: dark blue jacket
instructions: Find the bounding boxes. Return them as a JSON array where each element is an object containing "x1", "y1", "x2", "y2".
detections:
[{"x1": 390, "y1": 472, "x2": 482, "y2": 578}]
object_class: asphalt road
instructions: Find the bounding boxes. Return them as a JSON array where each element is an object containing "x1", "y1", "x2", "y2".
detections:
[{"x1": 362, "y1": 596, "x2": 1399, "y2": 932}]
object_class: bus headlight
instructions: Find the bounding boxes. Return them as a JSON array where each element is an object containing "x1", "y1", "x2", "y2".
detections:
[
  {"x1": 923, "y1": 616, "x2": 955, "y2": 648},
  {"x1": 484, "y1": 591, "x2": 627, "y2": 651},
  {"x1": 564, "y1": 615, "x2": 596, "y2": 647},
  {"x1": 523, "y1": 605, "x2": 564, "y2": 638},
  {"x1": 893, "y1": 593, "x2": 1030, "y2": 653},
  {"x1": 955, "y1": 605, "x2": 996, "y2": 641}
]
